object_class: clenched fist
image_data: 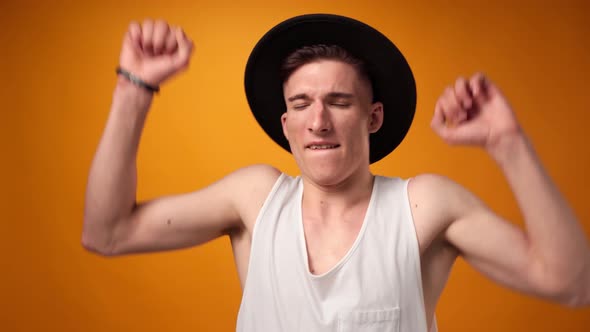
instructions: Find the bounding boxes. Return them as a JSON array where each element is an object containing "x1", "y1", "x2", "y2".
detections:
[
  {"x1": 431, "y1": 73, "x2": 521, "y2": 151},
  {"x1": 119, "y1": 19, "x2": 194, "y2": 87}
]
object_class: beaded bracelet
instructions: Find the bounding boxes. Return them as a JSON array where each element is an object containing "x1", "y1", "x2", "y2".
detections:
[{"x1": 116, "y1": 67, "x2": 160, "y2": 93}]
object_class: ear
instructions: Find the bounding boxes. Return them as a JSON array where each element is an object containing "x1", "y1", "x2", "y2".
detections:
[
  {"x1": 281, "y1": 112, "x2": 289, "y2": 141},
  {"x1": 368, "y1": 102, "x2": 384, "y2": 133}
]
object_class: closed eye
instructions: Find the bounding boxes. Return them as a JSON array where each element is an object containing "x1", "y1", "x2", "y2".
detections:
[
  {"x1": 293, "y1": 104, "x2": 309, "y2": 110},
  {"x1": 330, "y1": 103, "x2": 351, "y2": 108}
]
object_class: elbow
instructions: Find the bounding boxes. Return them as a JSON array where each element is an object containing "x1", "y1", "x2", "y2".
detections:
[
  {"x1": 81, "y1": 224, "x2": 118, "y2": 257},
  {"x1": 564, "y1": 256, "x2": 590, "y2": 308},
  {"x1": 542, "y1": 264, "x2": 590, "y2": 308},
  {"x1": 81, "y1": 237, "x2": 112, "y2": 257},
  {"x1": 565, "y1": 271, "x2": 590, "y2": 308},
  {"x1": 557, "y1": 286, "x2": 590, "y2": 308}
]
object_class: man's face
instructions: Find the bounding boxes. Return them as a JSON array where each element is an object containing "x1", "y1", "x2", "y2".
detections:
[{"x1": 281, "y1": 60, "x2": 383, "y2": 185}]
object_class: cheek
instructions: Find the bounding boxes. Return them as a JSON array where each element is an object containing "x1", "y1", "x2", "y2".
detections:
[
  {"x1": 342, "y1": 119, "x2": 370, "y2": 147},
  {"x1": 287, "y1": 116, "x2": 306, "y2": 134},
  {"x1": 343, "y1": 116, "x2": 368, "y2": 134},
  {"x1": 284, "y1": 118, "x2": 305, "y2": 145},
  {"x1": 285, "y1": 122, "x2": 298, "y2": 139}
]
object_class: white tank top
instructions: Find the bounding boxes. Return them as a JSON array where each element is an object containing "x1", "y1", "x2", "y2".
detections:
[{"x1": 236, "y1": 174, "x2": 434, "y2": 332}]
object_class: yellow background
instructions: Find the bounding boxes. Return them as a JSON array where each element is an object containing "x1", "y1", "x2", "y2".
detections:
[{"x1": 2, "y1": 0, "x2": 589, "y2": 331}]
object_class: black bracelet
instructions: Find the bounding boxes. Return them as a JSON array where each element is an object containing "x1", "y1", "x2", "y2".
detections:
[{"x1": 116, "y1": 67, "x2": 160, "y2": 93}]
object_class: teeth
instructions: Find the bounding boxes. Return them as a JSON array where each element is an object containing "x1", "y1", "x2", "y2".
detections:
[{"x1": 309, "y1": 145, "x2": 337, "y2": 150}]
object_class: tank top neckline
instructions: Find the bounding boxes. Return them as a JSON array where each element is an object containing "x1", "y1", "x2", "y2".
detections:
[{"x1": 295, "y1": 175, "x2": 381, "y2": 279}]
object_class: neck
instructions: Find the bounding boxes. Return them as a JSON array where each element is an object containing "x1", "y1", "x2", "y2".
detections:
[{"x1": 301, "y1": 169, "x2": 375, "y2": 221}]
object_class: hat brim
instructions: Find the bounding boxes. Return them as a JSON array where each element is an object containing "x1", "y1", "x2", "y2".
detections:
[{"x1": 244, "y1": 14, "x2": 416, "y2": 164}]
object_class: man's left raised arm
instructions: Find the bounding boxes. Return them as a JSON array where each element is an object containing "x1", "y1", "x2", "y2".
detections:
[{"x1": 430, "y1": 73, "x2": 590, "y2": 307}]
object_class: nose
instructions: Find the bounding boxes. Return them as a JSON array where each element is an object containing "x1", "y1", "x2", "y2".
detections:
[{"x1": 307, "y1": 103, "x2": 332, "y2": 134}]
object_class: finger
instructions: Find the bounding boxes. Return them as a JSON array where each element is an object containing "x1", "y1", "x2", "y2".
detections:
[
  {"x1": 431, "y1": 100, "x2": 458, "y2": 144},
  {"x1": 163, "y1": 26, "x2": 178, "y2": 54},
  {"x1": 152, "y1": 19, "x2": 169, "y2": 55},
  {"x1": 454, "y1": 77, "x2": 473, "y2": 110},
  {"x1": 440, "y1": 87, "x2": 466, "y2": 124},
  {"x1": 127, "y1": 21, "x2": 142, "y2": 51},
  {"x1": 469, "y1": 72, "x2": 489, "y2": 101},
  {"x1": 430, "y1": 99, "x2": 446, "y2": 132},
  {"x1": 172, "y1": 27, "x2": 194, "y2": 69},
  {"x1": 141, "y1": 19, "x2": 155, "y2": 55}
]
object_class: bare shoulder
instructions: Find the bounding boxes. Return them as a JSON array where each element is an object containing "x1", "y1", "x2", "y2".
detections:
[
  {"x1": 407, "y1": 173, "x2": 472, "y2": 253},
  {"x1": 227, "y1": 164, "x2": 282, "y2": 228},
  {"x1": 408, "y1": 173, "x2": 478, "y2": 213},
  {"x1": 408, "y1": 173, "x2": 461, "y2": 214},
  {"x1": 228, "y1": 163, "x2": 282, "y2": 184},
  {"x1": 227, "y1": 164, "x2": 282, "y2": 200}
]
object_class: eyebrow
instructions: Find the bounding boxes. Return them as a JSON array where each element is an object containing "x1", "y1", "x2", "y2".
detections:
[
  {"x1": 286, "y1": 92, "x2": 354, "y2": 102},
  {"x1": 287, "y1": 93, "x2": 310, "y2": 102}
]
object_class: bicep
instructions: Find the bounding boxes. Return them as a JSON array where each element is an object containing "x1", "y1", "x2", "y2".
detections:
[
  {"x1": 442, "y1": 181, "x2": 563, "y2": 298},
  {"x1": 445, "y1": 204, "x2": 539, "y2": 294},
  {"x1": 411, "y1": 174, "x2": 548, "y2": 297},
  {"x1": 112, "y1": 188, "x2": 237, "y2": 255},
  {"x1": 110, "y1": 165, "x2": 280, "y2": 255}
]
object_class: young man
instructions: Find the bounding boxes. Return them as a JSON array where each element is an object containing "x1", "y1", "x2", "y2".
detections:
[{"x1": 82, "y1": 14, "x2": 590, "y2": 331}]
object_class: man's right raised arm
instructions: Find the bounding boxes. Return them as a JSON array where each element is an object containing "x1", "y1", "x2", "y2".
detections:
[{"x1": 82, "y1": 20, "x2": 280, "y2": 256}]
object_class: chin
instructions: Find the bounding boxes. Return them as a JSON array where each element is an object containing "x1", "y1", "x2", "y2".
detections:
[
  {"x1": 301, "y1": 160, "x2": 355, "y2": 187},
  {"x1": 308, "y1": 171, "x2": 342, "y2": 186}
]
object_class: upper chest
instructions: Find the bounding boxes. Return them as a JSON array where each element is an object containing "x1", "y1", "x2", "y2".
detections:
[
  {"x1": 301, "y1": 197, "x2": 449, "y2": 277},
  {"x1": 302, "y1": 211, "x2": 365, "y2": 275}
]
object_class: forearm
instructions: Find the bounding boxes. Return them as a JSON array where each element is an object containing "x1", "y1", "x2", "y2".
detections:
[
  {"x1": 490, "y1": 131, "x2": 590, "y2": 304},
  {"x1": 82, "y1": 79, "x2": 153, "y2": 252}
]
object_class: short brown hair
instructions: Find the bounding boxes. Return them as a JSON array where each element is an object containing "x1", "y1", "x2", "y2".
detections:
[{"x1": 280, "y1": 44, "x2": 374, "y2": 100}]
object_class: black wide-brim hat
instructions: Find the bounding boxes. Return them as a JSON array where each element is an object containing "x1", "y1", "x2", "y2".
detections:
[{"x1": 244, "y1": 14, "x2": 416, "y2": 164}]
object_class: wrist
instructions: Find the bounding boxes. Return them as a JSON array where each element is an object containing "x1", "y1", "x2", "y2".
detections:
[
  {"x1": 116, "y1": 67, "x2": 160, "y2": 94},
  {"x1": 486, "y1": 129, "x2": 529, "y2": 166},
  {"x1": 112, "y1": 77, "x2": 154, "y2": 112}
]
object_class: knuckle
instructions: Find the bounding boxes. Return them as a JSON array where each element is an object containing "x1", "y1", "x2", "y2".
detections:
[
  {"x1": 434, "y1": 101, "x2": 445, "y2": 115},
  {"x1": 455, "y1": 77, "x2": 467, "y2": 90},
  {"x1": 154, "y1": 20, "x2": 169, "y2": 34},
  {"x1": 444, "y1": 86, "x2": 454, "y2": 97},
  {"x1": 142, "y1": 18, "x2": 154, "y2": 29},
  {"x1": 128, "y1": 21, "x2": 140, "y2": 31},
  {"x1": 154, "y1": 18, "x2": 167, "y2": 26},
  {"x1": 472, "y1": 72, "x2": 486, "y2": 83}
]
